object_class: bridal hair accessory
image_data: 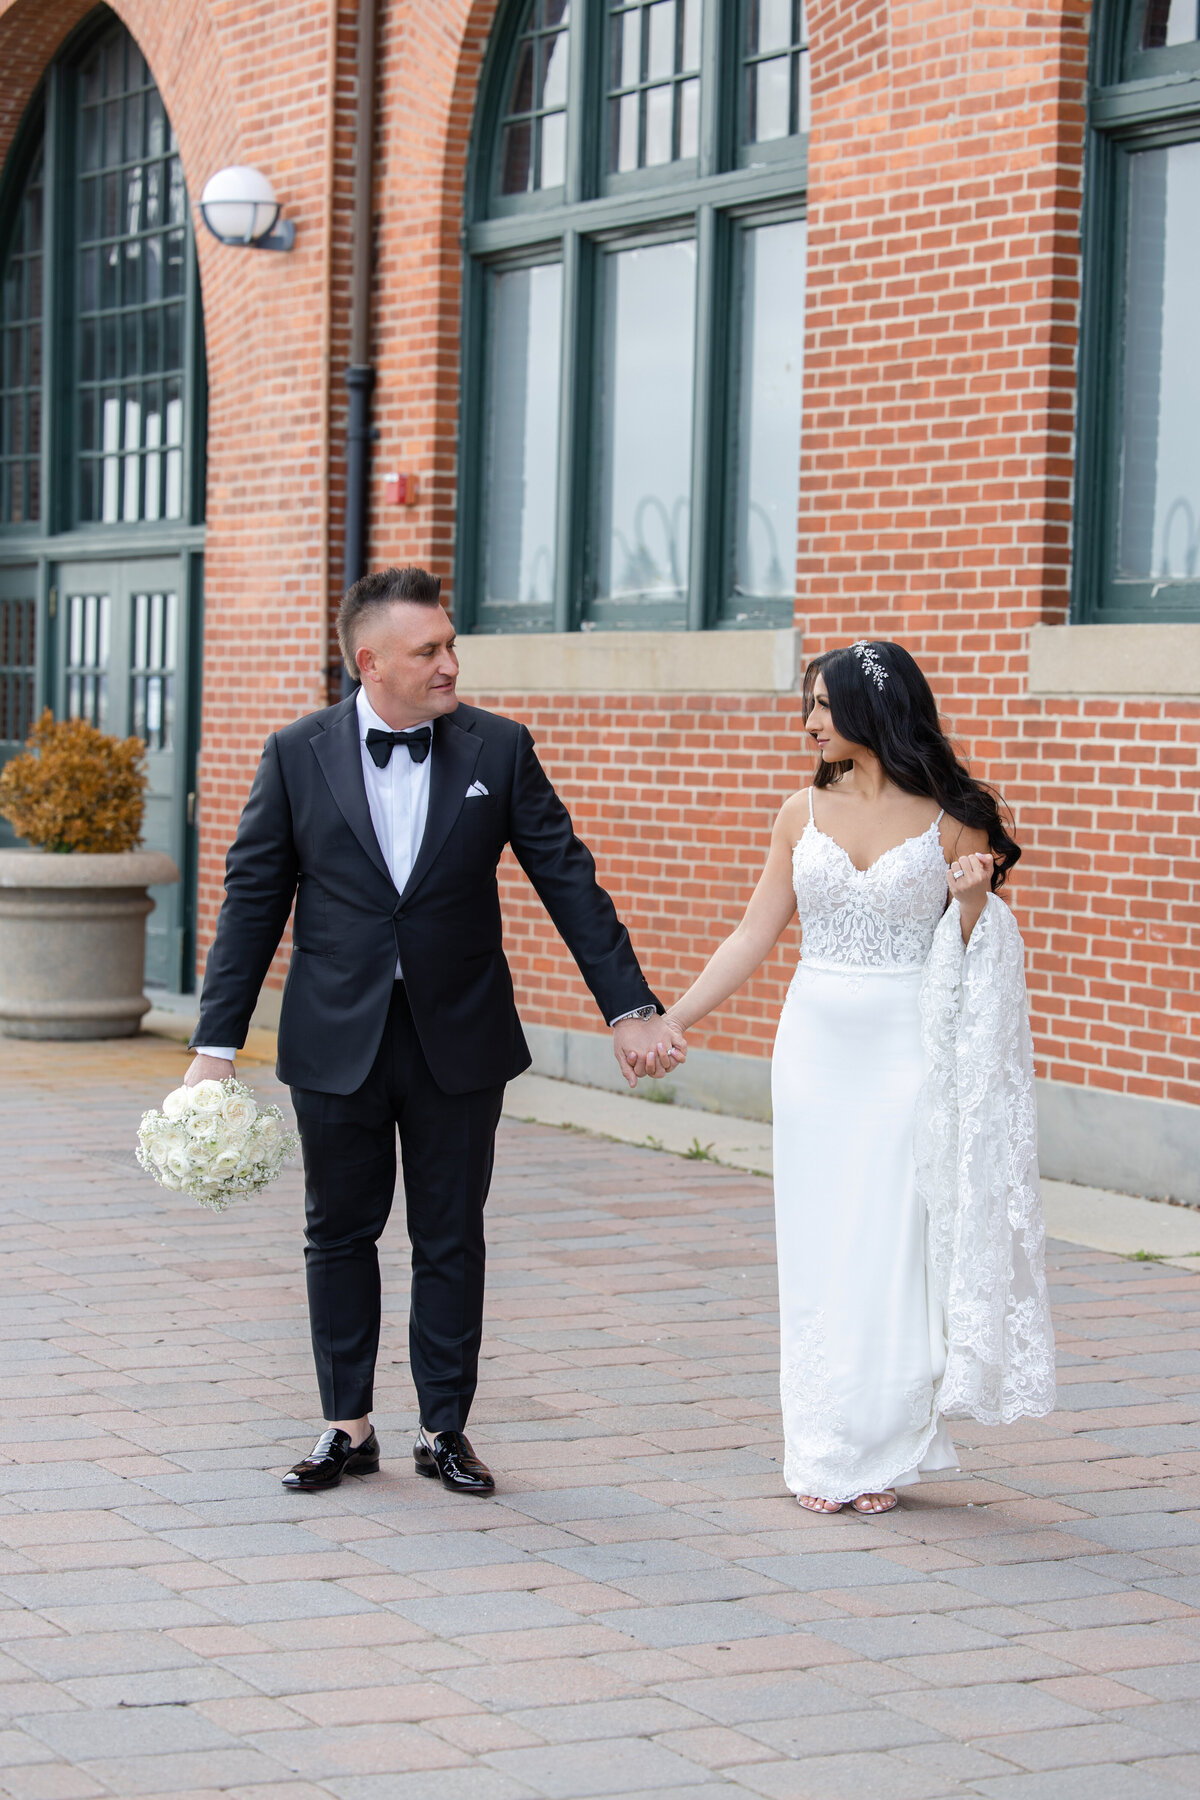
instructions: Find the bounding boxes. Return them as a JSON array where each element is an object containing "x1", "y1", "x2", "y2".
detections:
[
  {"x1": 851, "y1": 640, "x2": 889, "y2": 691},
  {"x1": 137, "y1": 1078, "x2": 298, "y2": 1211}
]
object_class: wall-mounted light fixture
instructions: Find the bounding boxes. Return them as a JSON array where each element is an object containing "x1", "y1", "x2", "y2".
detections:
[{"x1": 199, "y1": 166, "x2": 295, "y2": 251}]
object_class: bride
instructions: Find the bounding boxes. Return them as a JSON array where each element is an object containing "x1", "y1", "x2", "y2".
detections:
[{"x1": 654, "y1": 641, "x2": 1055, "y2": 1515}]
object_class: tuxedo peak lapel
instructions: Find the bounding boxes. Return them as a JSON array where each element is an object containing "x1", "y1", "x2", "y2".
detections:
[
  {"x1": 400, "y1": 713, "x2": 482, "y2": 904},
  {"x1": 310, "y1": 703, "x2": 394, "y2": 890}
]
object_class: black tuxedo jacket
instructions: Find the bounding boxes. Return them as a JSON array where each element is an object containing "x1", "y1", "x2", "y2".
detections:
[{"x1": 192, "y1": 696, "x2": 659, "y2": 1095}]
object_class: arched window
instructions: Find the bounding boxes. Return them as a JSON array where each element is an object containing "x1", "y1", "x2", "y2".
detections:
[
  {"x1": 1076, "y1": 0, "x2": 1200, "y2": 621},
  {"x1": 458, "y1": 0, "x2": 808, "y2": 633},
  {"x1": 0, "y1": 8, "x2": 205, "y2": 988}
]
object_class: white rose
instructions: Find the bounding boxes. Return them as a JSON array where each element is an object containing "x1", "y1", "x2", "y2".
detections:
[
  {"x1": 210, "y1": 1148, "x2": 243, "y2": 1179},
  {"x1": 257, "y1": 1113, "x2": 285, "y2": 1147},
  {"x1": 221, "y1": 1092, "x2": 257, "y2": 1134},
  {"x1": 165, "y1": 1148, "x2": 191, "y2": 1180},
  {"x1": 187, "y1": 1079, "x2": 228, "y2": 1114},
  {"x1": 140, "y1": 1129, "x2": 174, "y2": 1169},
  {"x1": 161, "y1": 1086, "x2": 192, "y2": 1119}
]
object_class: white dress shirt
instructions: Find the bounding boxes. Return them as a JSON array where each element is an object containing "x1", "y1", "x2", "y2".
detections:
[
  {"x1": 354, "y1": 686, "x2": 434, "y2": 972},
  {"x1": 195, "y1": 687, "x2": 432, "y2": 1060}
]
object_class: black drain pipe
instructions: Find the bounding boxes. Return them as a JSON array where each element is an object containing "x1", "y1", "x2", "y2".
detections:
[{"x1": 341, "y1": 0, "x2": 379, "y2": 697}]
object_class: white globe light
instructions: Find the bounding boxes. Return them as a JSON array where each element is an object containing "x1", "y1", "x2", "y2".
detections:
[{"x1": 199, "y1": 166, "x2": 281, "y2": 245}]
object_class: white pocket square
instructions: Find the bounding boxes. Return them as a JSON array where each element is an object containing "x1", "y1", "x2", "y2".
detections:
[{"x1": 465, "y1": 780, "x2": 489, "y2": 798}]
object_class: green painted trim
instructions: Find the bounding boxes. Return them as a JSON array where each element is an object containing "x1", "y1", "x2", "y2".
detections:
[
  {"x1": 451, "y1": 252, "x2": 488, "y2": 633},
  {"x1": 0, "y1": 8, "x2": 209, "y2": 986},
  {"x1": 179, "y1": 545, "x2": 203, "y2": 989},
  {"x1": 1092, "y1": 72, "x2": 1200, "y2": 134},
  {"x1": 555, "y1": 228, "x2": 593, "y2": 631},
  {"x1": 0, "y1": 86, "x2": 47, "y2": 545},
  {"x1": 564, "y1": 0, "x2": 597, "y2": 207},
  {"x1": 1074, "y1": 0, "x2": 1200, "y2": 625},
  {"x1": 0, "y1": 525, "x2": 206, "y2": 558},
  {"x1": 465, "y1": 154, "x2": 806, "y2": 256},
  {"x1": 458, "y1": 0, "x2": 807, "y2": 637},
  {"x1": 687, "y1": 204, "x2": 723, "y2": 630},
  {"x1": 45, "y1": 63, "x2": 73, "y2": 540}
]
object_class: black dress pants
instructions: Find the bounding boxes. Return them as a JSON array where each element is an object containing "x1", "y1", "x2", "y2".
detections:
[{"x1": 290, "y1": 982, "x2": 505, "y2": 1432}]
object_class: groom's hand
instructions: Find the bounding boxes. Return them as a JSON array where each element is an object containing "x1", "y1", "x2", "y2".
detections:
[
  {"x1": 184, "y1": 1054, "x2": 235, "y2": 1087},
  {"x1": 612, "y1": 1017, "x2": 687, "y2": 1089}
]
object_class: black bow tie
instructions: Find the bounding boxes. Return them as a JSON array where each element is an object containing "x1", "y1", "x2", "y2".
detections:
[{"x1": 365, "y1": 726, "x2": 433, "y2": 769}]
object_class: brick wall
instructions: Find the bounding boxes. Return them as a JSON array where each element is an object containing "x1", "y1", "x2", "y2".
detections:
[
  {"x1": 3, "y1": 0, "x2": 1194, "y2": 1111},
  {"x1": 460, "y1": 1, "x2": 1198, "y2": 1110}
]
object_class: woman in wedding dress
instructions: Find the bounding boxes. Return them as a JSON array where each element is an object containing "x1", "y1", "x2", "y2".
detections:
[{"x1": 658, "y1": 642, "x2": 1055, "y2": 1515}]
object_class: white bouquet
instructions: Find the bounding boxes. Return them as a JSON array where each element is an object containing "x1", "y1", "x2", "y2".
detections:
[{"x1": 136, "y1": 1077, "x2": 299, "y2": 1210}]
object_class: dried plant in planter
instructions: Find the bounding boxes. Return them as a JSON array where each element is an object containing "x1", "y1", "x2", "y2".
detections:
[{"x1": 0, "y1": 710, "x2": 147, "y2": 854}]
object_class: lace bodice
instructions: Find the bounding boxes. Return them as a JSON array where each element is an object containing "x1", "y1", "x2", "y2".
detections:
[{"x1": 792, "y1": 805, "x2": 949, "y2": 972}]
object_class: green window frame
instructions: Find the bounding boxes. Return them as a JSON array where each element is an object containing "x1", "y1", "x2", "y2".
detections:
[
  {"x1": 0, "y1": 10, "x2": 205, "y2": 547},
  {"x1": 1075, "y1": 0, "x2": 1200, "y2": 622},
  {"x1": 0, "y1": 7, "x2": 206, "y2": 988},
  {"x1": 457, "y1": 0, "x2": 809, "y2": 634}
]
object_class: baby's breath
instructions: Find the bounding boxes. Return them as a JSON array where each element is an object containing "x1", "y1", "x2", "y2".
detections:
[{"x1": 137, "y1": 1077, "x2": 298, "y2": 1210}]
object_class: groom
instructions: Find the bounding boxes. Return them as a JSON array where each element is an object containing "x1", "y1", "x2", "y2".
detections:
[{"x1": 184, "y1": 566, "x2": 683, "y2": 1495}]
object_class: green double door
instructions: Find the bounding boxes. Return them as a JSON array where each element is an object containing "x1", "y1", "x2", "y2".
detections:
[{"x1": 52, "y1": 555, "x2": 198, "y2": 990}]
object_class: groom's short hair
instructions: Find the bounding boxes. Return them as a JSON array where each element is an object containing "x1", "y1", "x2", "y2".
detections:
[{"x1": 337, "y1": 566, "x2": 444, "y2": 676}]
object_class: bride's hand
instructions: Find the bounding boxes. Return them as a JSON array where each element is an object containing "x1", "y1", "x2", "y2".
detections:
[
  {"x1": 612, "y1": 1016, "x2": 687, "y2": 1088},
  {"x1": 947, "y1": 850, "x2": 993, "y2": 937}
]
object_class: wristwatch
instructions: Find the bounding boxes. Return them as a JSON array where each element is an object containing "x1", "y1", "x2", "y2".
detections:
[{"x1": 611, "y1": 1004, "x2": 658, "y2": 1025}]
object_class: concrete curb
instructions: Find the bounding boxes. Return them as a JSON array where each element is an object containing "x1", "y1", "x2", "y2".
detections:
[{"x1": 140, "y1": 1010, "x2": 1200, "y2": 1270}]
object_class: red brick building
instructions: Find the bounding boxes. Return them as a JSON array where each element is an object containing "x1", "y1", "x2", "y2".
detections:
[{"x1": 1, "y1": 0, "x2": 1197, "y2": 1201}]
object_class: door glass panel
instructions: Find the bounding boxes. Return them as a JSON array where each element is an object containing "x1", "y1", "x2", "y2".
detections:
[
  {"x1": 1117, "y1": 143, "x2": 1200, "y2": 583},
  {"x1": 76, "y1": 23, "x2": 190, "y2": 525},
  {"x1": 592, "y1": 239, "x2": 695, "y2": 623},
  {"x1": 0, "y1": 578, "x2": 37, "y2": 848},
  {"x1": 729, "y1": 218, "x2": 805, "y2": 620},
  {"x1": 481, "y1": 263, "x2": 563, "y2": 621},
  {"x1": 0, "y1": 145, "x2": 44, "y2": 524},
  {"x1": 498, "y1": 0, "x2": 571, "y2": 199},
  {"x1": 131, "y1": 587, "x2": 177, "y2": 750},
  {"x1": 744, "y1": 0, "x2": 809, "y2": 143},
  {"x1": 608, "y1": 0, "x2": 702, "y2": 174},
  {"x1": 0, "y1": 591, "x2": 36, "y2": 746},
  {"x1": 64, "y1": 589, "x2": 111, "y2": 730}
]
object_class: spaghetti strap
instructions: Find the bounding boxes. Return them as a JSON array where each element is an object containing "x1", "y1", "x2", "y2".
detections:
[
  {"x1": 934, "y1": 808, "x2": 944, "y2": 826},
  {"x1": 808, "y1": 786, "x2": 815, "y2": 824}
]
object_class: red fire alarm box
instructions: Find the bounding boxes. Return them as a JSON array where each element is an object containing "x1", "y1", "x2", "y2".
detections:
[{"x1": 384, "y1": 471, "x2": 418, "y2": 506}]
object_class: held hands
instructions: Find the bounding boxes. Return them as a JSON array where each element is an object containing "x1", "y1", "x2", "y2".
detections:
[
  {"x1": 184, "y1": 1054, "x2": 236, "y2": 1088},
  {"x1": 612, "y1": 1014, "x2": 688, "y2": 1090}
]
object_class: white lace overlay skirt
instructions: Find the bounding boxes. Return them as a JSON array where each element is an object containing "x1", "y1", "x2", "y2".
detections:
[{"x1": 772, "y1": 961, "x2": 959, "y2": 1502}]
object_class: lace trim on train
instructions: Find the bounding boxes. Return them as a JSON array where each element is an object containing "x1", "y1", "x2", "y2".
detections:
[{"x1": 915, "y1": 896, "x2": 1057, "y2": 1426}]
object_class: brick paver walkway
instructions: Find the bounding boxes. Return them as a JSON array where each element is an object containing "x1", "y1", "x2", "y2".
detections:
[{"x1": 3, "y1": 1036, "x2": 1200, "y2": 1800}]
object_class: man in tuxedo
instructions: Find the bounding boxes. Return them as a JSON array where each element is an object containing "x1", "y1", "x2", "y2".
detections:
[{"x1": 184, "y1": 566, "x2": 684, "y2": 1495}]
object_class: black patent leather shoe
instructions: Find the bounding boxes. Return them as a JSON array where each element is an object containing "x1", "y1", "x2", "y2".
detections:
[
  {"x1": 282, "y1": 1426, "x2": 380, "y2": 1491},
  {"x1": 413, "y1": 1427, "x2": 495, "y2": 1495}
]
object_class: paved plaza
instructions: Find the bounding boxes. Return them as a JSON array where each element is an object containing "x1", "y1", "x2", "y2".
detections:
[{"x1": 3, "y1": 1035, "x2": 1200, "y2": 1800}]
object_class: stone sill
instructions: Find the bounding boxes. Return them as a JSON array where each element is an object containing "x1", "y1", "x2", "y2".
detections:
[
  {"x1": 456, "y1": 627, "x2": 802, "y2": 695},
  {"x1": 1029, "y1": 622, "x2": 1200, "y2": 697}
]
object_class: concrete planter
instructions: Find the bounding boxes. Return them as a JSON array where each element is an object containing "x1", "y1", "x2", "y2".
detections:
[{"x1": 0, "y1": 849, "x2": 180, "y2": 1039}]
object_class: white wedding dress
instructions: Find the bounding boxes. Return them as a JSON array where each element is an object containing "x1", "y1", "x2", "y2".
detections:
[{"x1": 771, "y1": 789, "x2": 1055, "y2": 1504}]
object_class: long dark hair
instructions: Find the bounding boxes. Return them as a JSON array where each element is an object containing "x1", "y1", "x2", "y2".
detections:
[{"x1": 802, "y1": 642, "x2": 1020, "y2": 890}]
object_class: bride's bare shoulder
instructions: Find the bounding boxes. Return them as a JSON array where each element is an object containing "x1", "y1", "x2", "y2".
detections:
[
  {"x1": 775, "y1": 788, "x2": 813, "y2": 847},
  {"x1": 939, "y1": 812, "x2": 990, "y2": 859}
]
